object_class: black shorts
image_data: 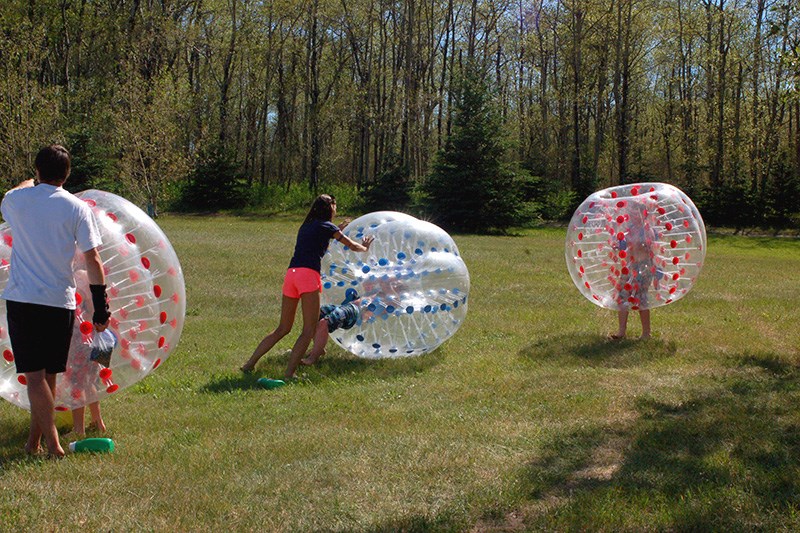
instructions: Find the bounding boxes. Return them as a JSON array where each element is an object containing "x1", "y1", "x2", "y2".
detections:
[{"x1": 6, "y1": 300, "x2": 75, "y2": 374}]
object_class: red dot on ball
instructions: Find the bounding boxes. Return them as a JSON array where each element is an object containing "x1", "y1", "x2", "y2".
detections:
[
  {"x1": 99, "y1": 368, "x2": 112, "y2": 380},
  {"x1": 672, "y1": 257, "x2": 680, "y2": 265},
  {"x1": 670, "y1": 240, "x2": 678, "y2": 248},
  {"x1": 154, "y1": 285, "x2": 162, "y2": 298},
  {"x1": 616, "y1": 216, "x2": 624, "y2": 224},
  {"x1": 582, "y1": 215, "x2": 588, "y2": 223},
  {"x1": 160, "y1": 312, "x2": 168, "y2": 324},
  {"x1": 18, "y1": 375, "x2": 27, "y2": 385},
  {"x1": 578, "y1": 232, "x2": 583, "y2": 240},
  {"x1": 80, "y1": 321, "x2": 93, "y2": 334},
  {"x1": 3, "y1": 349, "x2": 13, "y2": 362},
  {"x1": 141, "y1": 257, "x2": 151, "y2": 269},
  {"x1": 611, "y1": 191, "x2": 618, "y2": 198},
  {"x1": 617, "y1": 232, "x2": 625, "y2": 241},
  {"x1": 158, "y1": 336, "x2": 165, "y2": 348},
  {"x1": 106, "y1": 384, "x2": 119, "y2": 393},
  {"x1": 672, "y1": 273, "x2": 680, "y2": 281},
  {"x1": 125, "y1": 233, "x2": 136, "y2": 244},
  {"x1": 619, "y1": 251, "x2": 627, "y2": 258},
  {"x1": 665, "y1": 223, "x2": 673, "y2": 230},
  {"x1": 585, "y1": 282, "x2": 591, "y2": 289}
]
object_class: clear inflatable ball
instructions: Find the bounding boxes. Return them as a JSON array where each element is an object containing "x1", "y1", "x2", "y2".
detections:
[
  {"x1": 0, "y1": 190, "x2": 186, "y2": 410},
  {"x1": 321, "y1": 212, "x2": 469, "y2": 358},
  {"x1": 565, "y1": 183, "x2": 706, "y2": 311}
]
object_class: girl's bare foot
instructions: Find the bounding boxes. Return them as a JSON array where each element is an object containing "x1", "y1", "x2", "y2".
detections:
[
  {"x1": 639, "y1": 333, "x2": 651, "y2": 340},
  {"x1": 607, "y1": 333, "x2": 625, "y2": 341},
  {"x1": 240, "y1": 363, "x2": 255, "y2": 374}
]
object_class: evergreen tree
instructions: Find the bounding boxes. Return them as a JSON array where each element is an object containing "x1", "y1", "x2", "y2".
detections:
[{"x1": 419, "y1": 62, "x2": 522, "y2": 233}]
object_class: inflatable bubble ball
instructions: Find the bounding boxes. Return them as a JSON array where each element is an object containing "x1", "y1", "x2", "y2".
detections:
[
  {"x1": 0, "y1": 190, "x2": 186, "y2": 410},
  {"x1": 565, "y1": 183, "x2": 706, "y2": 311},
  {"x1": 321, "y1": 211, "x2": 469, "y2": 358}
]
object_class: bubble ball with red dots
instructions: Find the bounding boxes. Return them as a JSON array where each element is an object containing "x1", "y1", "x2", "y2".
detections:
[
  {"x1": 565, "y1": 183, "x2": 706, "y2": 311},
  {"x1": 0, "y1": 190, "x2": 186, "y2": 411},
  {"x1": 321, "y1": 211, "x2": 469, "y2": 359}
]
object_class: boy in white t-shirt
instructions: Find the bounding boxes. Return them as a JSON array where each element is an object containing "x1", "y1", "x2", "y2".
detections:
[{"x1": 1, "y1": 145, "x2": 110, "y2": 458}]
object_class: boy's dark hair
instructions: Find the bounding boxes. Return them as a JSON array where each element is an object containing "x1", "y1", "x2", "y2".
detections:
[
  {"x1": 304, "y1": 194, "x2": 336, "y2": 223},
  {"x1": 34, "y1": 145, "x2": 71, "y2": 183}
]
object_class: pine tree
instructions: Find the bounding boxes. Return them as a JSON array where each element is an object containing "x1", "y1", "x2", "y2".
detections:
[{"x1": 419, "y1": 62, "x2": 522, "y2": 233}]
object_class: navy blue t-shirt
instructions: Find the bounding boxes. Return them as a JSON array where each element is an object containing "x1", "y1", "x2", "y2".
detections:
[{"x1": 288, "y1": 220, "x2": 340, "y2": 272}]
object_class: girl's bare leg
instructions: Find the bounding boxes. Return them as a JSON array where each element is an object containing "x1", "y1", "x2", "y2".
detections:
[
  {"x1": 241, "y1": 295, "x2": 299, "y2": 372},
  {"x1": 285, "y1": 291, "x2": 320, "y2": 379}
]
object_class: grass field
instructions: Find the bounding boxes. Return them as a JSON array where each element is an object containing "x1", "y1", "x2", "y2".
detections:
[{"x1": 1, "y1": 214, "x2": 799, "y2": 531}]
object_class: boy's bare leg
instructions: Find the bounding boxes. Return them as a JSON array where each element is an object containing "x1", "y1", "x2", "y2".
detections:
[
  {"x1": 26, "y1": 371, "x2": 64, "y2": 457},
  {"x1": 301, "y1": 319, "x2": 330, "y2": 366}
]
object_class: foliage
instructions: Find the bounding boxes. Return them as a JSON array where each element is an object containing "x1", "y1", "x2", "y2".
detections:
[
  {"x1": 418, "y1": 63, "x2": 523, "y2": 233},
  {"x1": 0, "y1": 0, "x2": 798, "y2": 228},
  {"x1": 179, "y1": 146, "x2": 248, "y2": 211},
  {"x1": 362, "y1": 156, "x2": 413, "y2": 212},
  {"x1": 63, "y1": 126, "x2": 116, "y2": 194}
]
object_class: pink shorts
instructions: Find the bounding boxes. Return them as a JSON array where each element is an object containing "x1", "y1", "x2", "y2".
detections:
[{"x1": 282, "y1": 268, "x2": 322, "y2": 298}]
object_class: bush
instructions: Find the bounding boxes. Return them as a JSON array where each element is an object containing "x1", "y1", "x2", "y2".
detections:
[{"x1": 179, "y1": 146, "x2": 248, "y2": 211}]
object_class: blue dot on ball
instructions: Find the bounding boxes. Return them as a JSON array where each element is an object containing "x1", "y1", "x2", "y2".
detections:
[
  {"x1": 415, "y1": 248, "x2": 423, "y2": 255},
  {"x1": 323, "y1": 282, "x2": 332, "y2": 289},
  {"x1": 378, "y1": 258, "x2": 388, "y2": 266},
  {"x1": 406, "y1": 306, "x2": 414, "y2": 314},
  {"x1": 356, "y1": 334, "x2": 365, "y2": 341},
  {"x1": 337, "y1": 281, "x2": 345, "y2": 287},
  {"x1": 397, "y1": 252, "x2": 406, "y2": 260},
  {"x1": 362, "y1": 265, "x2": 371, "y2": 273}
]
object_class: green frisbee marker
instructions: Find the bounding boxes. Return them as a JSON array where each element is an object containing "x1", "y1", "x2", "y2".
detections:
[{"x1": 257, "y1": 378, "x2": 286, "y2": 390}]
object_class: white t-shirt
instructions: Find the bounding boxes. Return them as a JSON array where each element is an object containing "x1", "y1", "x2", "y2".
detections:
[{"x1": 1, "y1": 183, "x2": 102, "y2": 309}]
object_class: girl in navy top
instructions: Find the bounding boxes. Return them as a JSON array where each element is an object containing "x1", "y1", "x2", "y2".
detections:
[{"x1": 241, "y1": 194, "x2": 373, "y2": 379}]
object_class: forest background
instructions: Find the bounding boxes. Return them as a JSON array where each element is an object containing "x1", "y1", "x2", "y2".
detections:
[{"x1": 1, "y1": 0, "x2": 798, "y2": 231}]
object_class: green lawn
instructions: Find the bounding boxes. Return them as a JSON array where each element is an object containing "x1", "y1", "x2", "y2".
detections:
[{"x1": 1, "y1": 215, "x2": 799, "y2": 531}]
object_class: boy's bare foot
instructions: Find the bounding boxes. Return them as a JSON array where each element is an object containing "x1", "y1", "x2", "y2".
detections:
[
  {"x1": 240, "y1": 363, "x2": 255, "y2": 374},
  {"x1": 607, "y1": 333, "x2": 625, "y2": 341},
  {"x1": 639, "y1": 333, "x2": 651, "y2": 340}
]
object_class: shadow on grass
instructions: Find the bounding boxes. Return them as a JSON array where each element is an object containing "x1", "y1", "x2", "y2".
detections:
[
  {"x1": 519, "y1": 332, "x2": 678, "y2": 368},
  {"x1": 507, "y1": 348, "x2": 800, "y2": 530},
  {"x1": 0, "y1": 419, "x2": 42, "y2": 472},
  {"x1": 199, "y1": 350, "x2": 442, "y2": 394}
]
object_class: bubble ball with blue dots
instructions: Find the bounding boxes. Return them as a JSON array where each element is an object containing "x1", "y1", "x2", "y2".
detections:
[{"x1": 321, "y1": 211, "x2": 470, "y2": 358}]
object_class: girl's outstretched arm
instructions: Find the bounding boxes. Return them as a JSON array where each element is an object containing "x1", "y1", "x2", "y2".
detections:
[{"x1": 334, "y1": 231, "x2": 374, "y2": 252}]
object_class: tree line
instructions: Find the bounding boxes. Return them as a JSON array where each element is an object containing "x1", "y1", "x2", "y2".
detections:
[{"x1": 1, "y1": 0, "x2": 798, "y2": 229}]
